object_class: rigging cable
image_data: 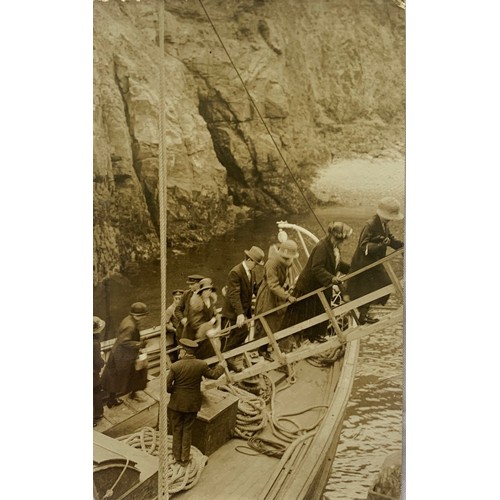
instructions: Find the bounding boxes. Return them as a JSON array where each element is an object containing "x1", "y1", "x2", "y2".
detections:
[
  {"x1": 197, "y1": 0, "x2": 326, "y2": 235},
  {"x1": 157, "y1": 1, "x2": 172, "y2": 499}
]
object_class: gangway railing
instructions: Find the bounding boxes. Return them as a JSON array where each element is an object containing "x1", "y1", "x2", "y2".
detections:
[{"x1": 201, "y1": 247, "x2": 404, "y2": 383}]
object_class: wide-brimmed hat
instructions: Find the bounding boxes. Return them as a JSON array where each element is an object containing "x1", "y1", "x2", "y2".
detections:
[
  {"x1": 376, "y1": 197, "x2": 404, "y2": 221},
  {"x1": 172, "y1": 289, "x2": 184, "y2": 297},
  {"x1": 179, "y1": 338, "x2": 198, "y2": 349},
  {"x1": 186, "y1": 274, "x2": 205, "y2": 284},
  {"x1": 93, "y1": 316, "x2": 106, "y2": 334},
  {"x1": 244, "y1": 246, "x2": 265, "y2": 265},
  {"x1": 197, "y1": 278, "x2": 216, "y2": 293},
  {"x1": 130, "y1": 302, "x2": 149, "y2": 317},
  {"x1": 328, "y1": 222, "x2": 353, "y2": 240},
  {"x1": 278, "y1": 239, "x2": 299, "y2": 259}
]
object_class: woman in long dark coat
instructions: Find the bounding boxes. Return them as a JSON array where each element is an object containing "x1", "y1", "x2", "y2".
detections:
[
  {"x1": 281, "y1": 222, "x2": 352, "y2": 343},
  {"x1": 254, "y1": 239, "x2": 299, "y2": 359},
  {"x1": 101, "y1": 302, "x2": 149, "y2": 407},
  {"x1": 347, "y1": 197, "x2": 404, "y2": 324}
]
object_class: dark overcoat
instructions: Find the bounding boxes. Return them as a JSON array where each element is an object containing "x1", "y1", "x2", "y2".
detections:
[
  {"x1": 347, "y1": 214, "x2": 403, "y2": 304},
  {"x1": 221, "y1": 262, "x2": 257, "y2": 320},
  {"x1": 101, "y1": 315, "x2": 147, "y2": 395},
  {"x1": 281, "y1": 237, "x2": 349, "y2": 340},
  {"x1": 167, "y1": 355, "x2": 224, "y2": 412}
]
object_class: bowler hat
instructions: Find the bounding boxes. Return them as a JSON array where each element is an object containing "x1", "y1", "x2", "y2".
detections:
[
  {"x1": 130, "y1": 302, "x2": 149, "y2": 317},
  {"x1": 376, "y1": 197, "x2": 404, "y2": 221},
  {"x1": 186, "y1": 274, "x2": 205, "y2": 284},
  {"x1": 179, "y1": 338, "x2": 198, "y2": 349},
  {"x1": 328, "y1": 222, "x2": 353, "y2": 240},
  {"x1": 278, "y1": 239, "x2": 299, "y2": 259},
  {"x1": 93, "y1": 316, "x2": 106, "y2": 334},
  {"x1": 244, "y1": 246, "x2": 265, "y2": 265},
  {"x1": 197, "y1": 278, "x2": 216, "y2": 293}
]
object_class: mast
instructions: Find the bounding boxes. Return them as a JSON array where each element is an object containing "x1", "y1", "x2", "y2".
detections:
[{"x1": 157, "y1": 1, "x2": 171, "y2": 498}]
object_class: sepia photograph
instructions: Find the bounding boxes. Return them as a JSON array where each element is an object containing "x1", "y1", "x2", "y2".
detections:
[
  {"x1": 6, "y1": 1, "x2": 500, "y2": 499},
  {"x1": 92, "y1": 0, "x2": 405, "y2": 498}
]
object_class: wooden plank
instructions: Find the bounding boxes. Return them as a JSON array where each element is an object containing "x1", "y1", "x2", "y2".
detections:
[
  {"x1": 383, "y1": 261, "x2": 404, "y2": 297},
  {"x1": 318, "y1": 289, "x2": 346, "y2": 343},
  {"x1": 103, "y1": 404, "x2": 160, "y2": 438},
  {"x1": 121, "y1": 391, "x2": 156, "y2": 413}
]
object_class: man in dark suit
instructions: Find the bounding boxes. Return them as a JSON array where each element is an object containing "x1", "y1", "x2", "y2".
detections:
[
  {"x1": 221, "y1": 246, "x2": 265, "y2": 370},
  {"x1": 167, "y1": 338, "x2": 225, "y2": 466}
]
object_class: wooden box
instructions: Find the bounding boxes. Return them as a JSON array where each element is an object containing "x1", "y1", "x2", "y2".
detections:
[{"x1": 191, "y1": 388, "x2": 239, "y2": 456}]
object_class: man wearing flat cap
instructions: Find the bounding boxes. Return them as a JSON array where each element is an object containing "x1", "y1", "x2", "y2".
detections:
[
  {"x1": 101, "y1": 302, "x2": 150, "y2": 407},
  {"x1": 174, "y1": 274, "x2": 205, "y2": 340},
  {"x1": 167, "y1": 338, "x2": 225, "y2": 466},
  {"x1": 221, "y1": 246, "x2": 265, "y2": 371},
  {"x1": 166, "y1": 289, "x2": 185, "y2": 362}
]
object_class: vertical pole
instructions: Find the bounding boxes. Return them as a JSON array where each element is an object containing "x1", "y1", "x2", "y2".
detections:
[
  {"x1": 158, "y1": 1, "x2": 170, "y2": 498},
  {"x1": 383, "y1": 261, "x2": 404, "y2": 298}
]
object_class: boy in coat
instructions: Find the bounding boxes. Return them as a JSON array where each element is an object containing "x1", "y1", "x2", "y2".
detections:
[{"x1": 167, "y1": 338, "x2": 225, "y2": 465}]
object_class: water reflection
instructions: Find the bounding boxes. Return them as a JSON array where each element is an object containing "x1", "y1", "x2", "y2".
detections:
[{"x1": 324, "y1": 295, "x2": 403, "y2": 500}]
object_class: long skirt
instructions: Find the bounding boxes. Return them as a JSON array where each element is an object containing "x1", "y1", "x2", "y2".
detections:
[{"x1": 280, "y1": 288, "x2": 331, "y2": 341}]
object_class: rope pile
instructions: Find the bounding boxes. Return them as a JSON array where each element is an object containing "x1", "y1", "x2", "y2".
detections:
[
  {"x1": 219, "y1": 384, "x2": 268, "y2": 439},
  {"x1": 116, "y1": 427, "x2": 207, "y2": 494}
]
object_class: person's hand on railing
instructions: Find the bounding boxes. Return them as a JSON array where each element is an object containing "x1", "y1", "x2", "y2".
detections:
[
  {"x1": 382, "y1": 236, "x2": 391, "y2": 245},
  {"x1": 286, "y1": 295, "x2": 297, "y2": 303},
  {"x1": 332, "y1": 276, "x2": 342, "y2": 286},
  {"x1": 236, "y1": 313, "x2": 245, "y2": 328}
]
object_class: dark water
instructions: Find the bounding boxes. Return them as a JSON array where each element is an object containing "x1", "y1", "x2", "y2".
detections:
[{"x1": 93, "y1": 205, "x2": 404, "y2": 499}]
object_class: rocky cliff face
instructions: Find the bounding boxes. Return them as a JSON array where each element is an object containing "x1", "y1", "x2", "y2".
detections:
[{"x1": 93, "y1": 0, "x2": 405, "y2": 285}]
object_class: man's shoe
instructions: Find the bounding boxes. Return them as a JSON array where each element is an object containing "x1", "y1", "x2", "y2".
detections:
[
  {"x1": 107, "y1": 398, "x2": 123, "y2": 408},
  {"x1": 261, "y1": 351, "x2": 274, "y2": 362},
  {"x1": 227, "y1": 362, "x2": 243, "y2": 373},
  {"x1": 360, "y1": 316, "x2": 379, "y2": 325}
]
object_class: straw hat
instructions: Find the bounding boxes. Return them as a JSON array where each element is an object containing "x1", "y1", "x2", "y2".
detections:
[
  {"x1": 244, "y1": 246, "x2": 265, "y2": 265},
  {"x1": 130, "y1": 302, "x2": 149, "y2": 317},
  {"x1": 197, "y1": 278, "x2": 216, "y2": 293},
  {"x1": 93, "y1": 316, "x2": 105, "y2": 334},
  {"x1": 376, "y1": 197, "x2": 404, "y2": 221},
  {"x1": 278, "y1": 239, "x2": 299, "y2": 259}
]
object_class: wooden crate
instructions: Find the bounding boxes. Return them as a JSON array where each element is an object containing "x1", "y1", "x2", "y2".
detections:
[{"x1": 192, "y1": 389, "x2": 239, "y2": 456}]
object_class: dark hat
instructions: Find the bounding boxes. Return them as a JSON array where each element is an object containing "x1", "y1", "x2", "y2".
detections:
[
  {"x1": 244, "y1": 246, "x2": 265, "y2": 265},
  {"x1": 93, "y1": 316, "x2": 105, "y2": 334},
  {"x1": 172, "y1": 289, "x2": 184, "y2": 297},
  {"x1": 179, "y1": 338, "x2": 198, "y2": 349},
  {"x1": 377, "y1": 197, "x2": 404, "y2": 221},
  {"x1": 186, "y1": 274, "x2": 205, "y2": 284},
  {"x1": 197, "y1": 277, "x2": 216, "y2": 293},
  {"x1": 130, "y1": 302, "x2": 149, "y2": 317},
  {"x1": 328, "y1": 222, "x2": 353, "y2": 240}
]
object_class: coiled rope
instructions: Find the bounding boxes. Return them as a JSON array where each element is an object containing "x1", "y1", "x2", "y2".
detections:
[{"x1": 116, "y1": 427, "x2": 207, "y2": 494}]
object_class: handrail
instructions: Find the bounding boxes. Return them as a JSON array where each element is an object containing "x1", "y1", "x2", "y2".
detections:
[{"x1": 211, "y1": 247, "x2": 404, "y2": 339}]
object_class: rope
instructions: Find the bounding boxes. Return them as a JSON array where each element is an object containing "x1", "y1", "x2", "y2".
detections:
[
  {"x1": 197, "y1": 0, "x2": 326, "y2": 235},
  {"x1": 117, "y1": 427, "x2": 208, "y2": 495},
  {"x1": 101, "y1": 458, "x2": 130, "y2": 499},
  {"x1": 157, "y1": 0, "x2": 171, "y2": 498}
]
